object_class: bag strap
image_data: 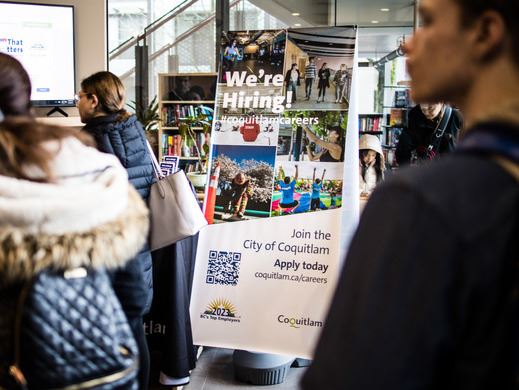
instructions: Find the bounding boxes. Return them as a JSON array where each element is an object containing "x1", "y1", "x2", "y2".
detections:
[
  {"x1": 427, "y1": 106, "x2": 453, "y2": 153},
  {"x1": 145, "y1": 140, "x2": 164, "y2": 180}
]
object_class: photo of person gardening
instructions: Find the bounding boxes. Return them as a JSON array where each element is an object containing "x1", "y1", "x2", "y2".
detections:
[
  {"x1": 209, "y1": 145, "x2": 276, "y2": 223},
  {"x1": 279, "y1": 110, "x2": 347, "y2": 162},
  {"x1": 271, "y1": 162, "x2": 343, "y2": 216},
  {"x1": 283, "y1": 27, "x2": 355, "y2": 110}
]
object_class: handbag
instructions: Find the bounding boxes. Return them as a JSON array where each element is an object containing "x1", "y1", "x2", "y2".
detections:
[
  {"x1": 9, "y1": 267, "x2": 138, "y2": 389},
  {"x1": 146, "y1": 141, "x2": 207, "y2": 251}
]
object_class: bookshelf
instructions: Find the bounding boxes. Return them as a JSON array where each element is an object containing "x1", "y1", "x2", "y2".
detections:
[
  {"x1": 382, "y1": 85, "x2": 412, "y2": 168},
  {"x1": 359, "y1": 113, "x2": 383, "y2": 133},
  {"x1": 158, "y1": 72, "x2": 217, "y2": 170}
]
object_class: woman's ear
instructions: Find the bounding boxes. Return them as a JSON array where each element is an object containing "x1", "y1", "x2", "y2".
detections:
[{"x1": 90, "y1": 94, "x2": 100, "y2": 110}]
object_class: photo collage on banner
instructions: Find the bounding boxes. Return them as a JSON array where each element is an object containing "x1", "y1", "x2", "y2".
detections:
[
  {"x1": 205, "y1": 28, "x2": 354, "y2": 223},
  {"x1": 192, "y1": 27, "x2": 357, "y2": 358}
]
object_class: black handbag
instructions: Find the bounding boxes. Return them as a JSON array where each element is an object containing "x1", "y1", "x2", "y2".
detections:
[{"x1": 9, "y1": 267, "x2": 138, "y2": 390}]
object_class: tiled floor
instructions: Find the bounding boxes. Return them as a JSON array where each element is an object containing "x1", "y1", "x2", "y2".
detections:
[{"x1": 151, "y1": 347, "x2": 306, "y2": 390}]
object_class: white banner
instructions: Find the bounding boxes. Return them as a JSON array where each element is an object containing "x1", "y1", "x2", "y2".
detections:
[{"x1": 190, "y1": 27, "x2": 359, "y2": 358}]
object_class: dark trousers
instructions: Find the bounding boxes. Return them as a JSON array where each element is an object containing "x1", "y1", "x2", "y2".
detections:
[
  {"x1": 128, "y1": 316, "x2": 150, "y2": 390},
  {"x1": 305, "y1": 78, "x2": 314, "y2": 98},
  {"x1": 311, "y1": 198, "x2": 320, "y2": 210},
  {"x1": 287, "y1": 81, "x2": 297, "y2": 102},
  {"x1": 318, "y1": 84, "x2": 327, "y2": 99}
]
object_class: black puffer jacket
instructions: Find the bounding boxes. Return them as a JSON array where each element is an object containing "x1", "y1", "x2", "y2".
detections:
[{"x1": 84, "y1": 113, "x2": 155, "y2": 316}]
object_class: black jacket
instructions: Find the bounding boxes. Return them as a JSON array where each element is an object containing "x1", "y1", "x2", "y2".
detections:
[
  {"x1": 303, "y1": 123, "x2": 518, "y2": 389},
  {"x1": 84, "y1": 113, "x2": 155, "y2": 316},
  {"x1": 396, "y1": 104, "x2": 463, "y2": 165},
  {"x1": 285, "y1": 68, "x2": 301, "y2": 86}
]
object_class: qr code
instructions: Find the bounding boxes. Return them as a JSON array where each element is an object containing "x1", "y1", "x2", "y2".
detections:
[{"x1": 206, "y1": 250, "x2": 241, "y2": 286}]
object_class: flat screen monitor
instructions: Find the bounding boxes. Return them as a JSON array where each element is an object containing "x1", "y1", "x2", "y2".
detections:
[{"x1": 0, "y1": 1, "x2": 75, "y2": 107}]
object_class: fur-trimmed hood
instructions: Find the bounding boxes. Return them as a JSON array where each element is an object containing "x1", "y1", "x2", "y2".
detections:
[
  {"x1": 0, "y1": 186, "x2": 148, "y2": 285},
  {"x1": 0, "y1": 135, "x2": 150, "y2": 285}
]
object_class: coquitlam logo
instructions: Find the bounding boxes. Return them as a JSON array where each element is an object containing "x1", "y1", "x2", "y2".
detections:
[
  {"x1": 277, "y1": 315, "x2": 323, "y2": 329},
  {"x1": 200, "y1": 298, "x2": 241, "y2": 323}
]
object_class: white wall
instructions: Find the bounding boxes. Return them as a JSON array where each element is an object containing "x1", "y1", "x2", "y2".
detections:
[
  {"x1": 10, "y1": 0, "x2": 107, "y2": 118},
  {"x1": 357, "y1": 66, "x2": 379, "y2": 114}
]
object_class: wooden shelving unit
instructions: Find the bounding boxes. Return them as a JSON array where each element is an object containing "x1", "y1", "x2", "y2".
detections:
[{"x1": 157, "y1": 72, "x2": 217, "y2": 164}]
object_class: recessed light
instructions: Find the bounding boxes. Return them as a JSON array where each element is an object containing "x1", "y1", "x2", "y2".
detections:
[
  {"x1": 380, "y1": 8, "x2": 390, "y2": 12},
  {"x1": 294, "y1": 23, "x2": 301, "y2": 27},
  {"x1": 291, "y1": 12, "x2": 300, "y2": 16},
  {"x1": 371, "y1": 20, "x2": 379, "y2": 24}
]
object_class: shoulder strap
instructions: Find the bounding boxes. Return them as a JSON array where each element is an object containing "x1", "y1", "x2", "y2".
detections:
[
  {"x1": 428, "y1": 106, "x2": 453, "y2": 153},
  {"x1": 145, "y1": 140, "x2": 163, "y2": 180}
]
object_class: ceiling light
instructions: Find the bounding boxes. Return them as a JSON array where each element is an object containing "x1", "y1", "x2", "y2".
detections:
[
  {"x1": 371, "y1": 20, "x2": 379, "y2": 24},
  {"x1": 292, "y1": 12, "x2": 300, "y2": 16},
  {"x1": 380, "y1": 8, "x2": 390, "y2": 12},
  {"x1": 294, "y1": 23, "x2": 301, "y2": 27}
]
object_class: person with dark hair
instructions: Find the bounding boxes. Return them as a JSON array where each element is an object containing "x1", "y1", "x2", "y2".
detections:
[
  {"x1": 316, "y1": 63, "x2": 330, "y2": 103},
  {"x1": 396, "y1": 102, "x2": 463, "y2": 165},
  {"x1": 304, "y1": 125, "x2": 343, "y2": 162},
  {"x1": 78, "y1": 71, "x2": 154, "y2": 389},
  {"x1": 0, "y1": 53, "x2": 32, "y2": 118},
  {"x1": 285, "y1": 63, "x2": 300, "y2": 102},
  {"x1": 277, "y1": 164, "x2": 299, "y2": 214},
  {"x1": 333, "y1": 64, "x2": 348, "y2": 104},
  {"x1": 358, "y1": 134, "x2": 385, "y2": 198},
  {"x1": 304, "y1": 57, "x2": 317, "y2": 100},
  {"x1": 228, "y1": 172, "x2": 254, "y2": 219},
  {"x1": 311, "y1": 167, "x2": 326, "y2": 211},
  {"x1": 223, "y1": 39, "x2": 240, "y2": 73},
  {"x1": 303, "y1": 0, "x2": 519, "y2": 388},
  {"x1": 168, "y1": 76, "x2": 192, "y2": 101},
  {"x1": 187, "y1": 85, "x2": 205, "y2": 101}
]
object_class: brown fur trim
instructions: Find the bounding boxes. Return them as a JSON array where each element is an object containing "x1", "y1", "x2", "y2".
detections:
[{"x1": 0, "y1": 187, "x2": 149, "y2": 285}]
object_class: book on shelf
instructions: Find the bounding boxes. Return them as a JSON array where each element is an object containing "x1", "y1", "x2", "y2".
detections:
[
  {"x1": 384, "y1": 127, "x2": 403, "y2": 147},
  {"x1": 389, "y1": 108, "x2": 405, "y2": 126},
  {"x1": 394, "y1": 90, "x2": 410, "y2": 108},
  {"x1": 162, "y1": 134, "x2": 183, "y2": 156},
  {"x1": 160, "y1": 132, "x2": 209, "y2": 158},
  {"x1": 358, "y1": 115, "x2": 381, "y2": 132},
  {"x1": 161, "y1": 104, "x2": 214, "y2": 127}
]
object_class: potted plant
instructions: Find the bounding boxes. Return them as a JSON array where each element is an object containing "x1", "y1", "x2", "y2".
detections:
[
  {"x1": 127, "y1": 96, "x2": 160, "y2": 155},
  {"x1": 178, "y1": 112, "x2": 212, "y2": 188}
]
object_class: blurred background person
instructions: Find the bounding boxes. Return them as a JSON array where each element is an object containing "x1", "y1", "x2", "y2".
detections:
[{"x1": 396, "y1": 102, "x2": 463, "y2": 165}]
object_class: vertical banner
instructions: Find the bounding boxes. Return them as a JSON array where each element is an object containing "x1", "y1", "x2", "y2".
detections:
[{"x1": 190, "y1": 27, "x2": 359, "y2": 358}]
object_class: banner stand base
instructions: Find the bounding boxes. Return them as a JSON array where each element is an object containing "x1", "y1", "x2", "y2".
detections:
[
  {"x1": 233, "y1": 350, "x2": 295, "y2": 385},
  {"x1": 292, "y1": 358, "x2": 312, "y2": 367}
]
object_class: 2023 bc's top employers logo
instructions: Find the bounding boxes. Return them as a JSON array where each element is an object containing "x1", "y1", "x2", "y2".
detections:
[{"x1": 200, "y1": 298, "x2": 241, "y2": 323}]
